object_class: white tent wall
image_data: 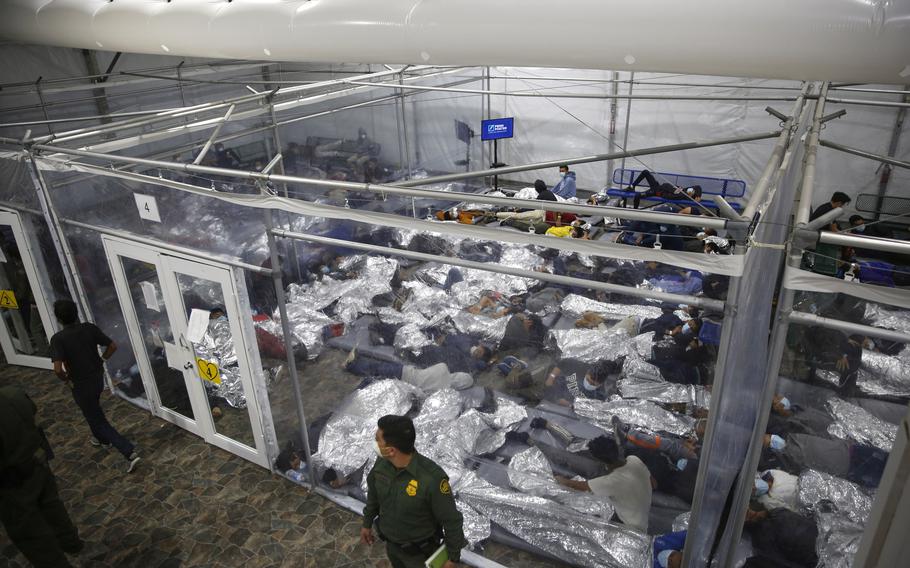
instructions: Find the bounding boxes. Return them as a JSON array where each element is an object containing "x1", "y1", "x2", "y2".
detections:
[
  {"x1": 493, "y1": 70, "x2": 799, "y2": 195},
  {"x1": 813, "y1": 93, "x2": 910, "y2": 219}
]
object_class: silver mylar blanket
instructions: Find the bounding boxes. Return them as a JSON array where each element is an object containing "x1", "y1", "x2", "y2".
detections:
[
  {"x1": 311, "y1": 380, "x2": 417, "y2": 478},
  {"x1": 618, "y1": 376, "x2": 711, "y2": 409},
  {"x1": 560, "y1": 294, "x2": 663, "y2": 321},
  {"x1": 550, "y1": 328, "x2": 636, "y2": 364},
  {"x1": 863, "y1": 302, "x2": 910, "y2": 334},
  {"x1": 814, "y1": 504, "x2": 865, "y2": 568},
  {"x1": 575, "y1": 397, "x2": 696, "y2": 437},
  {"x1": 825, "y1": 397, "x2": 897, "y2": 452},
  {"x1": 797, "y1": 469, "x2": 873, "y2": 525},
  {"x1": 857, "y1": 348, "x2": 910, "y2": 398}
]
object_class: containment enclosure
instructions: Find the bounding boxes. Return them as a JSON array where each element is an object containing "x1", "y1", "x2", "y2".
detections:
[{"x1": 1, "y1": 51, "x2": 909, "y2": 568}]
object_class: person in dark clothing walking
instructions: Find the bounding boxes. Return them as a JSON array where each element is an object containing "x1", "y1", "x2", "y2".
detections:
[
  {"x1": 361, "y1": 415, "x2": 466, "y2": 568},
  {"x1": 0, "y1": 386, "x2": 83, "y2": 567},
  {"x1": 49, "y1": 300, "x2": 140, "y2": 473}
]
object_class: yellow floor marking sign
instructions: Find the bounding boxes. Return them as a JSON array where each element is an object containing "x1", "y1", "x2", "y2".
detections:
[
  {"x1": 196, "y1": 358, "x2": 222, "y2": 385},
  {"x1": 0, "y1": 290, "x2": 19, "y2": 309}
]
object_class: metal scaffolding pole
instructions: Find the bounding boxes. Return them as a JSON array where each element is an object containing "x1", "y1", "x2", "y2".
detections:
[
  {"x1": 34, "y1": 78, "x2": 53, "y2": 136},
  {"x1": 399, "y1": 68, "x2": 412, "y2": 179},
  {"x1": 830, "y1": 86, "x2": 910, "y2": 96},
  {"x1": 818, "y1": 139, "x2": 910, "y2": 171},
  {"x1": 73, "y1": 68, "x2": 465, "y2": 155},
  {"x1": 39, "y1": 65, "x2": 435, "y2": 146},
  {"x1": 681, "y1": 82, "x2": 812, "y2": 568},
  {"x1": 788, "y1": 310, "x2": 910, "y2": 344},
  {"x1": 816, "y1": 230, "x2": 910, "y2": 256},
  {"x1": 338, "y1": 79, "x2": 800, "y2": 102},
  {"x1": 606, "y1": 71, "x2": 620, "y2": 186},
  {"x1": 265, "y1": 96, "x2": 303, "y2": 283},
  {"x1": 395, "y1": 130, "x2": 780, "y2": 188},
  {"x1": 794, "y1": 82, "x2": 830, "y2": 225},
  {"x1": 24, "y1": 152, "x2": 117, "y2": 391},
  {"x1": 618, "y1": 72, "x2": 634, "y2": 179},
  {"x1": 741, "y1": 84, "x2": 811, "y2": 219},
  {"x1": 24, "y1": 157, "x2": 86, "y2": 319},
  {"x1": 23, "y1": 141, "x2": 734, "y2": 231},
  {"x1": 825, "y1": 97, "x2": 910, "y2": 109},
  {"x1": 873, "y1": 86, "x2": 909, "y2": 220},
  {"x1": 264, "y1": 211, "x2": 317, "y2": 486},
  {"x1": 192, "y1": 104, "x2": 236, "y2": 164}
]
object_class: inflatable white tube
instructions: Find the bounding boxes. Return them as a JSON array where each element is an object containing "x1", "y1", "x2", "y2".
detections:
[{"x1": 1, "y1": 0, "x2": 909, "y2": 84}]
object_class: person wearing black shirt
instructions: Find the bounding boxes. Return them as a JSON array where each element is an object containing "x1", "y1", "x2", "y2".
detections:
[
  {"x1": 534, "y1": 179, "x2": 558, "y2": 202},
  {"x1": 49, "y1": 300, "x2": 140, "y2": 473},
  {"x1": 808, "y1": 192, "x2": 851, "y2": 231}
]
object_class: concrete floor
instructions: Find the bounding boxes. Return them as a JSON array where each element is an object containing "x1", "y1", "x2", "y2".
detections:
[{"x1": 0, "y1": 359, "x2": 567, "y2": 568}]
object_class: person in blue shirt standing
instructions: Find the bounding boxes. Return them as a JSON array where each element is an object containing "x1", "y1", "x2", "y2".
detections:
[
  {"x1": 653, "y1": 530, "x2": 686, "y2": 568},
  {"x1": 551, "y1": 165, "x2": 577, "y2": 200}
]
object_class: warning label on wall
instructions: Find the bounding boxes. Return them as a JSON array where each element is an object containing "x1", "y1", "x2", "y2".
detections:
[
  {"x1": 0, "y1": 290, "x2": 18, "y2": 309},
  {"x1": 196, "y1": 358, "x2": 221, "y2": 385}
]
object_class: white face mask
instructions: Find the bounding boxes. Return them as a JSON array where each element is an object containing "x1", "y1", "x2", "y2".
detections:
[
  {"x1": 853, "y1": 225, "x2": 865, "y2": 233},
  {"x1": 559, "y1": 171, "x2": 567, "y2": 178},
  {"x1": 373, "y1": 440, "x2": 387, "y2": 459},
  {"x1": 581, "y1": 376, "x2": 599, "y2": 392}
]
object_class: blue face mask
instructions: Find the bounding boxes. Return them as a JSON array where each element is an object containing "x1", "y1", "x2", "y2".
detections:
[
  {"x1": 320, "y1": 265, "x2": 331, "y2": 275},
  {"x1": 769, "y1": 434, "x2": 786, "y2": 452},
  {"x1": 778, "y1": 397, "x2": 791, "y2": 411},
  {"x1": 682, "y1": 323, "x2": 692, "y2": 335},
  {"x1": 676, "y1": 458, "x2": 688, "y2": 471},
  {"x1": 754, "y1": 478, "x2": 769, "y2": 497},
  {"x1": 853, "y1": 225, "x2": 865, "y2": 233}
]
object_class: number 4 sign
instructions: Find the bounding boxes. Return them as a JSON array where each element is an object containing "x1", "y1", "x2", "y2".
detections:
[
  {"x1": 196, "y1": 358, "x2": 222, "y2": 385},
  {"x1": 134, "y1": 194, "x2": 161, "y2": 223}
]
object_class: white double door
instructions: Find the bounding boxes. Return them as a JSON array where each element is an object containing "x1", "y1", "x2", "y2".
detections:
[
  {"x1": 104, "y1": 237, "x2": 270, "y2": 468},
  {"x1": 0, "y1": 210, "x2": 57, "y2": 369}
]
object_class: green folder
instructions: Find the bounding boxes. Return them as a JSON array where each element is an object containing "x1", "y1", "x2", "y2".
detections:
[{"x1": 425, "y1": 544, "x2": 449, "y2": 568}]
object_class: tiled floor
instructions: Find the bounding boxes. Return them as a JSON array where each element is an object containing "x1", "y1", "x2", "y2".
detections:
[{"x1": 0, "y1": 362, "x2": 566, "y2": 568}]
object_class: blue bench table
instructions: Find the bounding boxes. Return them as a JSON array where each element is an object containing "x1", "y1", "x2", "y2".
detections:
[{"x1": 606, "y1": 168, "x2": 746, "y2": 210}]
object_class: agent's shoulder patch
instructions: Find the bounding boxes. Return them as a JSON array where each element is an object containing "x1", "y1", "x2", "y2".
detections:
[{"x1": 439, "y1": 478, "x2": 451, "y2": 495}]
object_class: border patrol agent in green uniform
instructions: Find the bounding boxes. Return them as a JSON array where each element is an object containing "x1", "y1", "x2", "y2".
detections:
[
  {"x1": 0, "y1": 386, "x2": 83, "y2": 567},
  {"x1": 361, "y1": 415, "x2": 467, "y2": 568}
]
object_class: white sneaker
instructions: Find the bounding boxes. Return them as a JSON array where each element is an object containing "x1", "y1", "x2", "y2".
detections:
[
  {"x1": 126, "y1": 453, "x2": 141, "y2": 473},
  {"x1": 90, "y1": 438, "x2": 112, "y2": 448}
]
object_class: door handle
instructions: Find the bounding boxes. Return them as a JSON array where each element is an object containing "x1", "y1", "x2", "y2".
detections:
[{"x1": 184, "y1": 362, "x2": 194, "y2": 370}]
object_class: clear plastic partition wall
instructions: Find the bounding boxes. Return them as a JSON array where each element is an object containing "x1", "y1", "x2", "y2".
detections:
[{"x1": 267, "y1": 213, "x2": 731, "y2": 567}]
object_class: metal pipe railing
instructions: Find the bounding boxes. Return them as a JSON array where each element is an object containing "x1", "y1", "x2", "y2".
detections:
[
  {"x1": 73, "y1": 67, "x2": 464, "y2": 154},
  {"x1": 34, "y1": 65, "x2": 433, "y2": 145},
  {"x1": 816, "y1": 230, "x2": 910, "y2": 256},
  {"x1": 825, "y1": 97, "x2": 910, "y2": 109},
  {"x1": 393, "y1": 130, "x2": 780, "y2": 191},
  {"x1": 22, "y1": 141, "x2": 734, "y2": 230},
  {"x1": 788, "y1": 310, "x2": 910, "y2": 344},
  {"x1": 818, "y1": 139, "x2": 910, "y2": 171},
  {"x1": 339, "y1": 79, "x2": 801, "y2": 102}
]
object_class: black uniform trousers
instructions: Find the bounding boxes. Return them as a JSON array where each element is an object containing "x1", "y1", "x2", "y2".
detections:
[{"x1": 0, "y1": 463, "x2": 81, "y2": 567}]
